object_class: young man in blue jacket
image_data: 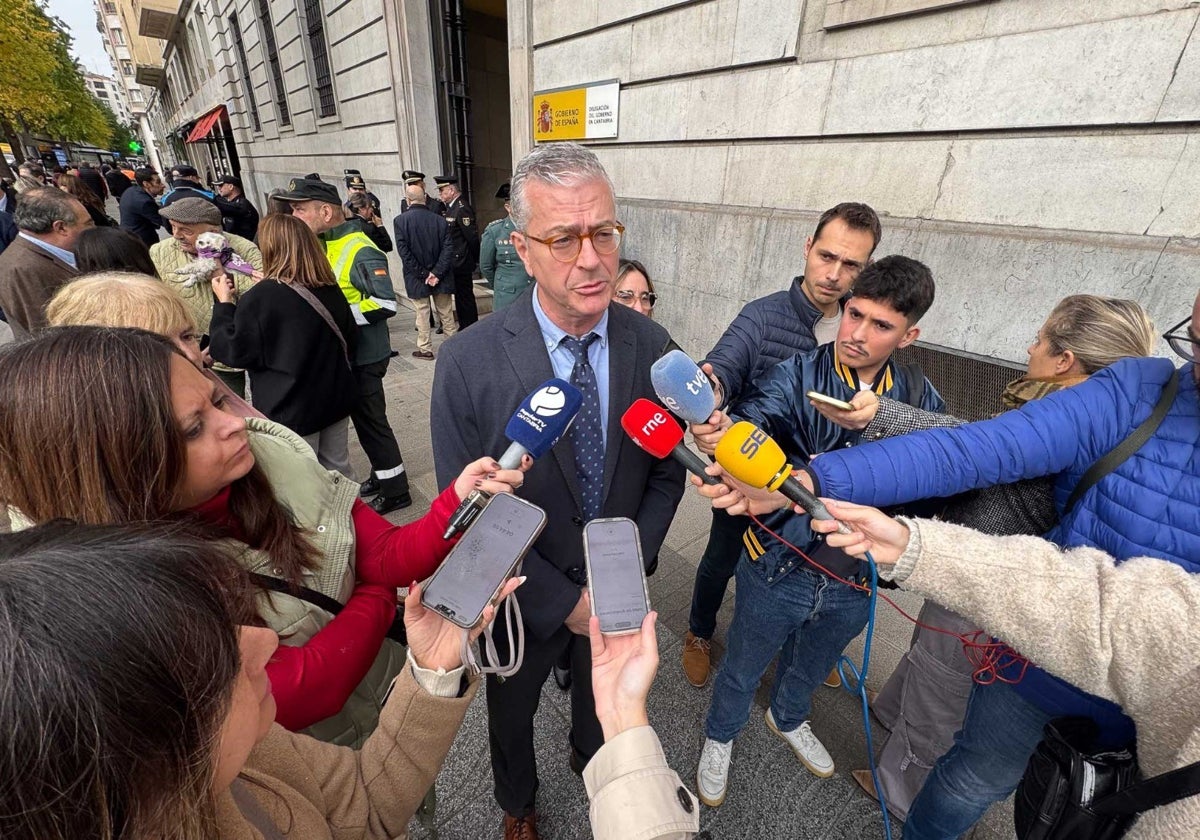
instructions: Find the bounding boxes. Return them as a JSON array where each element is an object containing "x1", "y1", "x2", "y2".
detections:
[
  {"x1": 691, "y1": 256, "x2": 943, "y2": 807},
  {"x1": 682, "y1": 202, "x2": 882, "y2": 688},
  {"x1": 779, "y1": 290, "x2": 1200, "y2": 840}
]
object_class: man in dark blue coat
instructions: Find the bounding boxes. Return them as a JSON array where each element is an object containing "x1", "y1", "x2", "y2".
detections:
[
  {"x1": 681, "y1": 202, "x2": 883, "y2": 688},
  {"x1": 393, "y1": 185, "x2": 457, "y2": 360},
  {"x1": 118, "y1": 168, "x2": 166, "y2": 246},
  {"x1": 691, "y1": 256, "x2": 943, "y2": 809},
  {"x1": 430, "y1": 143, "x2": 685, "y2": 840}
]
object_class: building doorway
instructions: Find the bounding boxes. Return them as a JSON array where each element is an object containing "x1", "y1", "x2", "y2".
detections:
[{"x1": 430, "y1": 0, "x2": 512, "y2": 226}]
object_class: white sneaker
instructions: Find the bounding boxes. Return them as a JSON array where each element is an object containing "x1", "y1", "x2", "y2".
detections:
[
  {"x1": 765, "y1": 709, "x2": 835, "y2": 778},
  {"x1": 697, "y1": 737, "x2": 733, "y2": 806}
]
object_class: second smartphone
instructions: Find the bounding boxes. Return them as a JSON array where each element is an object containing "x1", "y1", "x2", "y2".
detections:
[
  {"x1": 583, "y1": 517, "x2": 651, "y2": 635},
  {"x1": 421, "y1": 492, "x2": 547, "y2": 629}
]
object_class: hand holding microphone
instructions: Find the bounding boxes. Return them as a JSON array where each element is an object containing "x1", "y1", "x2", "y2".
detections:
[
  {"x1": 620, "y1": 399, "x2": 721, "y2": 485},
  {"x1": 649, "y1": 349, "x2": 729, "y2": 455},
  {"x1": 443, "y1": 379, "x2": 583, "y2": 540},
  {"x1": 712, "y1": 421, "x2": 853, "y2": 535}
]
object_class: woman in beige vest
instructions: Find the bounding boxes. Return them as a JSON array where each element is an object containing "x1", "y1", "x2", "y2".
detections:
[{"x1": 0, "y1": 326, "x2": 526, "y2": 746}]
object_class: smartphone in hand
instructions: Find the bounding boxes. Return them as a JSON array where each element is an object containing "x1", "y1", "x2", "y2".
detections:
[
  {"x1": 584, "y1": 517, "x2": 650, "y2": 635},
  {"x1": 421, "y1": 493, "x2": 547, "y2": 629},
  {"x1": 806, "y1": 390, "x2": 854, "y2": 411}
]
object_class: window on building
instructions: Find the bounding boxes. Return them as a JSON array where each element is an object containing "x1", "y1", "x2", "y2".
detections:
[
  {"x1": 121, "y1": 60, "x2": 134, "y2": 76},
  {"x1": 300, "y1": 0, "x2": 337, "y2": 118},
  {"x1": 228, "y1": 12, "x2": 262, "y2": 133},
  {"x1": 254, "y1": 0, "x2": 290, "y2": 126},
  {"x1": 96, "y1": 89, "x2": 109, "y2": 98},
  {"x1": 110, "y1": 27, "x2": 124, "y2": 45},
  {"x1": 103, "y1": 1, "x2": 116, "y2": 12},
  {"x1": 130, "y1": 88, "x2": 144, "y2": 104}
]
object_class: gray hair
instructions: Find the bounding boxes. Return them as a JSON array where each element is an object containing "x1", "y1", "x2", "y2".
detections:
[
  {"x1": 405, "y1": 184, "x2": 426, "y2": 205},
  {"x1": 509, "y1": 142, "x2": 615, "y2": 231},
  {"x1": 13, "y1": 188, "x2": 82, "y2": 234}
]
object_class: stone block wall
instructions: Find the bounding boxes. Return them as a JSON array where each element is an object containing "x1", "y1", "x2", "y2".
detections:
[{"x1": 520, "y1": 0, "x2": 1200, "y2": 364}]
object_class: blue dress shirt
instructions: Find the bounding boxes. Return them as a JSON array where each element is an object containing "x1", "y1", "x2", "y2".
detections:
[{"x1": 531, "y1": 288, "x2": 610, "y2": 445}]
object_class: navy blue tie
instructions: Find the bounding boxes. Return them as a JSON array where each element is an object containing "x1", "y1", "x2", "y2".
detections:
[{"x1": 562, "y1": 333, "x2": 603, "y2": 521}]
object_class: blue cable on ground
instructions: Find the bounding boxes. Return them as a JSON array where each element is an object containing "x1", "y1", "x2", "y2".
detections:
[{"x1": 833, "y1": 549, "x2": 895, "y2": 840}]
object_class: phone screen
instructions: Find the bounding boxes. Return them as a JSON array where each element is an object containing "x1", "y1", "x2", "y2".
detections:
[
  {"x1": 585, "y1": 518, "x2": 649, "y2": 634},
  {"x1": 422, "y1": 494, "x2": 546, "y2": 628}
]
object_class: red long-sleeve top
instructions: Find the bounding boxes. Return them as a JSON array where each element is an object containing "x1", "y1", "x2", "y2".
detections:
[{"x1": 193, "y1": 483, "x2": 462, "y2": 730}]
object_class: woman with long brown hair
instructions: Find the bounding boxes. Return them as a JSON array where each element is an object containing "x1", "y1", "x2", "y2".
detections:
[
  {"x1": 0, "y1": 326, "x2": 527, "y2": 745},
  {"x1": 58, "y1": 172, "x2": 114, "y2": 227},
  {"x1": 0, "y1": 520, "x2": 519, "y2": 840},
  {"x1": 208, "y1": 213, "x2": 357, "y2": 475}
]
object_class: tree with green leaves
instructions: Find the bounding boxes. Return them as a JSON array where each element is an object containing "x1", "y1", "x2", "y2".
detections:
[
  {"x1": 97, "y1": 102, "x2": 138, "y2": 154},
  {"x1": 0, "y1": 0, "x2": 112, "y2": 179}
]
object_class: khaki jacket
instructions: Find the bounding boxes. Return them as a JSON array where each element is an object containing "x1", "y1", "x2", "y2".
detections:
[
  {"x1": 238, "y1": 418, "x2": 406, "y2": 746},
  {"x1": 150, "y1": 233, "x2": 261, "y2": 333},
  {"x1": 215, "y1": 661, "x2": 477, "y2": 839},
  {"x1": 585, "y1": 727, "x2": 699, "y2": 840}
]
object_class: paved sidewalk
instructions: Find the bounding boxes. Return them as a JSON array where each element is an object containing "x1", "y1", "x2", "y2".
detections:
[{"x1": 367, "y1": 294, "x2": 1014, "y2": 840}]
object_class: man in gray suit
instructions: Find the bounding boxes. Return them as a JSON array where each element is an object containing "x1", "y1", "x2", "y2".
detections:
[{"x1": 431, "y1": 143, "x2": 685, "y2": 840}]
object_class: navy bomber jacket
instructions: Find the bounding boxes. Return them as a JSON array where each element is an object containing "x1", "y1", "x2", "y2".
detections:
[{"x1": 732, "y1": 342, "x2": 944, "y2": 585}]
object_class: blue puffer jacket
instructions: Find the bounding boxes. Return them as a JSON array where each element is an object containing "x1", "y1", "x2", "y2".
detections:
[
  {"x1": 704, "y1": 280, "x2": 836, "y2": 406},
  {"x1": 808, "y1": 357, "x2": 1200, "y2": 741},
  {"x1": 733, "y1": 343, "x2": 944, "y2": 585}
]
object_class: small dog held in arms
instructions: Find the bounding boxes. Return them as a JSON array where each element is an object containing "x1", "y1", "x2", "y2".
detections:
[{"x1": 173, "y1": 232, "x2": 257, "y2": 287}]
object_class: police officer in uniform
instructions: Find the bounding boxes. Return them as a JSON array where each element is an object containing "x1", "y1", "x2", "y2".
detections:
[
  {"x1": 343, "y1": 170, "x2": 382, "y2": 218},
  {"x1": 435, "y1": 174, "x2": 480, "y2": 329},
  {"x1": 399, "y1": 170, "x2": 446, "y2": 216},
  {"x1": 479, "y1": 182, "x2": 533, "y2": 312}
]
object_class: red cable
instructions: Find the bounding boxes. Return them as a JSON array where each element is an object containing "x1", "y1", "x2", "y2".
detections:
[{"x1": 747, "y1": 512, "x2": 1030, "y2": 686}]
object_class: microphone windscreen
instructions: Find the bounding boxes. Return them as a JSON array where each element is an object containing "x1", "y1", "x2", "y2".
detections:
[
  {"x1": 650, "y1": 349, "x2": 717, "y2": 425},
  {"x1": 504, "y1": 379, "x2": 584, "y2": 458},
  {"x1": 620, "y1": 398, "x2": 684, "y2": 458},
  {"x1": 714, "y1": 421, "x2": 788, "y2": 489}
]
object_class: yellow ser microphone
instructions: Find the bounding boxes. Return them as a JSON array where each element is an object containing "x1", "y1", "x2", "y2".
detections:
[{"x1": 715, "y1": 421, "x2": 852, "y2": 534}]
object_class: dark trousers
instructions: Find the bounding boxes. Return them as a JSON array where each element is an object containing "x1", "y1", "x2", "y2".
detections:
[
  {"x1": 453, "y1": 267, "x2": 478, "y2": 329},
  {"x1": 349, "y1": 359, "x2": 408, "y2": 497},
  {"x1": 485, "y1": 613, "x2": 603, "y2": 817},
  {"x1": 687, "y1": 506, "x2": 748, "y2": 639},
  {"x1": 213, "y1": 367, "x2": 247, "y2": 399}
]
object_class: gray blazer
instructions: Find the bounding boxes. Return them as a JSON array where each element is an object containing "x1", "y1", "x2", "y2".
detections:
[{"x1": 431, "y1": 291, "x2": 686, "y2": 640}]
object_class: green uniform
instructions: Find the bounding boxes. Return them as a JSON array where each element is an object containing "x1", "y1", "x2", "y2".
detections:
[{"x1": 479, "y1": 215, "x2": 534, "y2": 311}]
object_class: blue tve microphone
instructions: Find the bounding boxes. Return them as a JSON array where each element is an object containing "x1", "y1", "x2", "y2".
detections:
[
  {"x1": 651, "y1": 349, "x2": 718, "y2": 425},
  {"x1": 443, "y1": 380, "x2": 583, "y2": 539}
]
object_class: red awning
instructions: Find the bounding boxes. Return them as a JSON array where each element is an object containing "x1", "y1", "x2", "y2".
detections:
[{"x1": 185, "y1": 107, "x2": 225, "y2": 144}]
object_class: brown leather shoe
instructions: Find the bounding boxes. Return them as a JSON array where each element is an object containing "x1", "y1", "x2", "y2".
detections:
[
  {"x1": 681, "y1": 631, "x2": 712, "y2": 687},
  {"x1": 503, "y1": 812, "x2": 540, "y2": 840},
  {"x1": 852, "y1": 768, "x2": 879, "y2": 802}
]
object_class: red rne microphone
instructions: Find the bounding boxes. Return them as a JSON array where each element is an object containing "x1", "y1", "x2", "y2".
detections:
[{"x1": 621, "y1": 398, "x2": 721, "y2": 485}]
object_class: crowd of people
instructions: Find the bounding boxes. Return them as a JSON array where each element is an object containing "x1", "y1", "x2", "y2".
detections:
[{"x1": 0, "y1": 139, "x2": 1195, "y2": 840}]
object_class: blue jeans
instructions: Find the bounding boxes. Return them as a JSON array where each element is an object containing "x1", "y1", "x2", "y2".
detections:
[
  {"x1": 688, "y1": 507, "x2": 747, "y2": 640},
  {"x1": 903, "y1": 679, "x2": 1051, "y2": 840},
  {"x1": 705, "y1": 557, "x2": 871, "y2": 743}
]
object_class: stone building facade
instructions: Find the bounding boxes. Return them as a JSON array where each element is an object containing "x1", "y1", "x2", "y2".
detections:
[
  {"x1": 144, "y1": 0, "x2": 515, "y2": 236},
  {"x1": 512, "y1": 0, "x2": 1200, "y2": 368},
  {"x1": 94, "y1": 0, "x2": 165, "y2": 168}
]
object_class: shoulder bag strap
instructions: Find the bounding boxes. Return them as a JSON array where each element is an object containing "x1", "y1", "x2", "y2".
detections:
[
  {"x1": 281, "y1": 280, "x2": 353, "y2": 370},
  {"x1": 1092, "y1": 758, "x2": 1200, "y2": 818},
  {"x1": 1063, "y1": 372, "x2": 1178, "y2": 517},
  {"x1": 248, "y1": 571, "x2": 407, "y2": 645},
  {"x1": 901, "y1": 362, "x2": 926, "y2": 409}
]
